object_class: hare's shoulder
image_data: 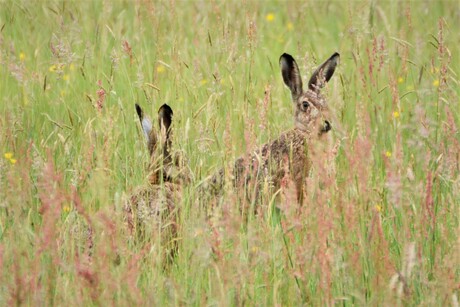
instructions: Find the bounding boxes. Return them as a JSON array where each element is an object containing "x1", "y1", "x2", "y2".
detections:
[{"x1": 259, "y1": 129, "x2": 308, "y2": 158}]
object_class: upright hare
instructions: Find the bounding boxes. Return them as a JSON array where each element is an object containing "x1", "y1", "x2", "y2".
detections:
[
  {"x1": 125, "y1": 103, "x2": 189, "y2": 261},
  {"x1": 206, "y1": 52, "x2": 339, "y2": 204}
]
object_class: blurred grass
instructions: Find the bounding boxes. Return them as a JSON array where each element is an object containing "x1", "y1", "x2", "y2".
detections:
[{"x1": 0, "y1": 0, "x2": 459, "y2": 305}]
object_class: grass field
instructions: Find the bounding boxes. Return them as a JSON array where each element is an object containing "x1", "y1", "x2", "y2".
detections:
[{"x1": 0, "y1": 0, "x2": 459, "y2": 305}]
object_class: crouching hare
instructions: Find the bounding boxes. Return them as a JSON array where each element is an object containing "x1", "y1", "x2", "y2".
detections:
[
  {"x1": 207, "y1": 52, "x2": 339, "y2": 205},
  {"x1": 124, "y1": 103, "x2": 189, "y2": 263}
]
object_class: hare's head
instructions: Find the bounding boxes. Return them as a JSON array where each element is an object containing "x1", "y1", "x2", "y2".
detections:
[
  {"x1": 135, "y1": 103, "x2": 174, "y2": 184},
  {"x1": 280, "y1": 52, "x2": 339, "y2": 136}
]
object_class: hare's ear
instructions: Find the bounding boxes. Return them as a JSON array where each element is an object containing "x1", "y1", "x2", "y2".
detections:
[
  {"x1": 158, "y1": 104, "x2": 173, "y2": 174},
  {"x1": 158, "y1": 104, "x2": 173, "y2": 136},
  {"x1": 280, "y1": 53, "x2": 303, "y2": 100},
  {"x1": 308, "y1": 52, "x2": 340, "y2": 92},
  {"x1": 135, "y1": 103, "x2": 153, "y2": 141}
]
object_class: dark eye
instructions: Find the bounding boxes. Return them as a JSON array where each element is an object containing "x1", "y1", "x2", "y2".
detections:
[{"x1": 302, "y1": 101, "x2": 309, "y2": 109}]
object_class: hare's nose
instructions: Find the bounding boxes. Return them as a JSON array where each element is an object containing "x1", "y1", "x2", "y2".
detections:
[{"x1": 323, "y1": 120, "x2": 331, "y2": 132}]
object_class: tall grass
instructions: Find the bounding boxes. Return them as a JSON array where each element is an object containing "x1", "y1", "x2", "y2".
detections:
[{"x1": 0, "y1": 1, "x2": 459, "y2": 305}]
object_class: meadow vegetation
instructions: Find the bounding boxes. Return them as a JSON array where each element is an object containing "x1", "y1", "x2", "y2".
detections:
[{"x1": 0, "y1": 1, "x2": 459, "y2": 305}]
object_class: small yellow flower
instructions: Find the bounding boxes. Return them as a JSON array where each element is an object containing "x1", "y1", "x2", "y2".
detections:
[
  {"x1": 266, "y1": 13, "x2": 275, "y2": 22},
  {"x1": 374, "y1": 204, "x2": 382, "y2": 212},
  {"x1": 63, "y1": 205, "x2": 71, "y2": 213},
  {"x1": 287, "y1": 22, "x2": 294, "y2": 31},
  {"x1": 397, "y1": 77, "x2": 404, "y2": 84},
  {"x1": 63, "y1": 74, "x2": 70, "y2": 81},
  {"x1": 385, "y1": 151, "x2": 392, "y2": 158},
  {"x1": 49, "y1": 64, "x2": 57, "y2": 72},
  {"x1": 19, "y1": 52, "x2": 26, "y2": 61},
  {"x1": 69, "y1": 63, "x2": 75, "y2": 71},
  {"x1": 432, "y1": 79, "x2": 439, "y2": 87},
  {"x1": 156, "y1": 65, "x2": 165, "y2": 73},
  {"x1": 393, "y1": 111, "x2": 400, "y2": 118},
  {"x1": 200, "y1": 79, "x2": 208, "y2": 86},
  {"x1": 5, "y1": 152, "x2": 17, "y2": 164}
]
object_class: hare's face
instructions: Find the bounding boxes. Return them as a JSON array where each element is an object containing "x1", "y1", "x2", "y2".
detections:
[
  {"x1": 294, "y1": 89, "x2": 331, "y2": 136},
  {"x1": 280, "y1": 53, "x2": 339, "y2": 136}
]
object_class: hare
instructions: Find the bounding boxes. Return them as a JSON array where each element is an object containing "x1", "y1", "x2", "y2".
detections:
[
  {"x1": 124, "y1": 103, "x2": 189, "y2": 262},
  {"x1": 206, "y1": 52, "x2": 339, "y2": 205},
  {"x1": 135, "y1": 103, "x2": 190, "y2": 185}
]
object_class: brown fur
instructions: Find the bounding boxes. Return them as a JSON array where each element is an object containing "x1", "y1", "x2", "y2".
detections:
[
  {"x1": 124, "y1": 104, "x2": 188, "y2": 263},
  {"x1": 125, "y1": 183, "x2": 180, "y2": 261},
  {"x1": 205, "y1": 52, "x2": 339, "y2": 205}
]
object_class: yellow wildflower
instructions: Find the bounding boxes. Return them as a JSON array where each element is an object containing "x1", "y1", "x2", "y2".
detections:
[
  {"x1": 393, "y1": 111, "x2": 400, "y2": 118},
  {"x1": 287, "y1": 22, "x2": 294, "y2": 31},
  {"x1": 266, "y1": 13, "x2": 275, "y2": 22},
  {"x1": 49, "y1": 64, "x2": 57, "y2": 72},
  {"x1": 4, "y1": 152, "x2": 17, "y2": 164},
  {"x1": 19, "y1": 52, "x2": 26, "y2": 61},
  {"x1": 63, "y1": 205, "x2": 71, "y2": 213},
  {"x1": 63, "y1": 74, "x2": 70, "y2": 81},
  {"x1": 69, "y1": 63, "x2": 75, "y2": 71},
  {"x1": 200, "y1": 79, "x2": 208, "y2": 86},
  {"x1": 156, "y1": 65, "x2": 165, "y2": 73},
  {"x1": 397, "y1": 77, "x2": 404, "y2": 83},
  {"x1": 375, "y1": 204, "x2": 382, "y2": 212},
  {"x1": 385, "y1": 151, "x2": 392, "y2": 158},
  {"x1": 432, "y1": 79, "x2": 439, "y2": 87}
]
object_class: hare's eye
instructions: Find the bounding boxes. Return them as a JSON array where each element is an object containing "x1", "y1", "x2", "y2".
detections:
[{"x1": 302, "y1": 101, "x2": 309, "y2": 109}]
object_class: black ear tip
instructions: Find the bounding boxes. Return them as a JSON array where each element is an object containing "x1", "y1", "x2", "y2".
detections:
[
  {"x1": 280, "y1": 53, "x2": 294, "y2": 63},
  {"x1": 330, "y1": 52, "x2": 340, "y2": 62},
  {"x1": 158, "y1": 104, "x2": 173, "y2": 126},
  {"x1": 158, "y1": 104, "x2": 173, "y2": 116},
  {"x1": 135, "y1": 103, "x2": 143, "y2": 119},
  {"x1": 325, "y1": 52, "x2": 340, "y2": 69}
]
